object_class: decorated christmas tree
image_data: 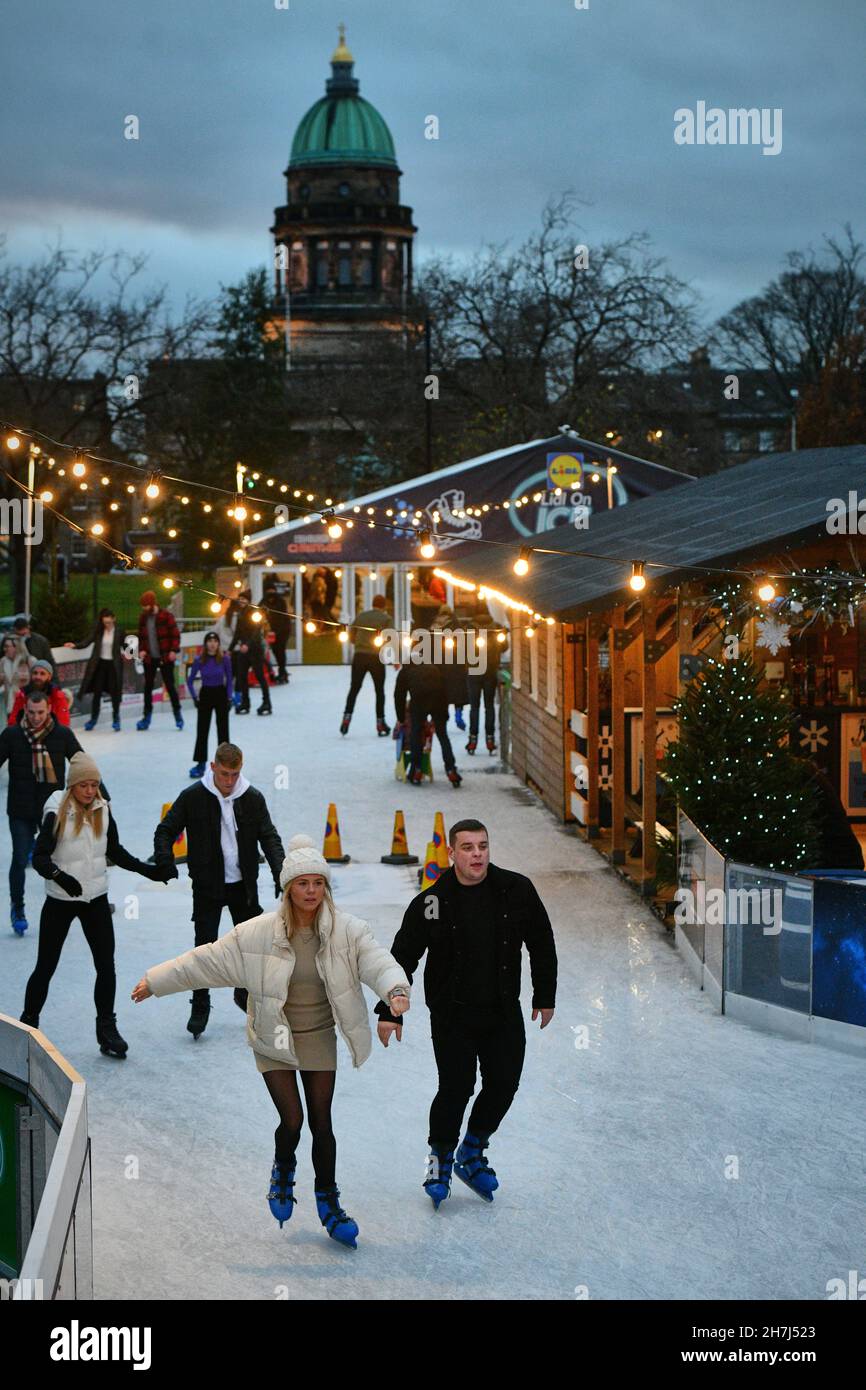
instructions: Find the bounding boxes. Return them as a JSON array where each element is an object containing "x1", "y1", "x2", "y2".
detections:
[{"x1": 663, "y1": 653, "x2": 822, "y2": 871}]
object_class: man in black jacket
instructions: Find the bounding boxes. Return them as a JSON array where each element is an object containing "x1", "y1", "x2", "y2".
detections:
[
  {"x1": 394, "y1": 636, "x2": 461, "y2": 787},
  {"x1": 153, "y1": 740, "x2": 284, "y2": 1037},
  {"x1": 376, "y1": 818, "x2": 557, "y2": 1207},
  {"x1": 0, "y1": 690, "x2": 102, "y2": 935},
  {"x1": 229, "y1": 590, "x2": 272, "y2": 716}
]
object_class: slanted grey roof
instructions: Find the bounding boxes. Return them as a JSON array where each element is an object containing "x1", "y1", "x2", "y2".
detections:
[{"x1": 452, "y1": 445, "x2": 866, "y2": 620}]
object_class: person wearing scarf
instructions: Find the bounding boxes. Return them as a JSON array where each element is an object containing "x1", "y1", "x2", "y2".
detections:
[{"x1": 0, "y1": 690, "x2": 96, "y2": 935}]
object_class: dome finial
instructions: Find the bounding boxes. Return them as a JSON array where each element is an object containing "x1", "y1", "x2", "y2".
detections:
[{"x1": 332, "y1": 23, "x2": 354, "y2": 63}]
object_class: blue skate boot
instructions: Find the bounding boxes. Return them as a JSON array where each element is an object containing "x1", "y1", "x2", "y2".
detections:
[
  {"x1": 315, "y1": 1185, "x2": 358, "y2": 1248},
  {"x1": 267, "y1": 1161, "x2": 296, "y2": 1229},
  {"x1": 454, "y1": 1132, "x2": 499, "y2": 1202},
  {"x1": 136, "y1": 714, "x2": 151, "y2": 731},
  {"x1": 423, "y1": 1145, "x2": 454, "y2": 1210}
]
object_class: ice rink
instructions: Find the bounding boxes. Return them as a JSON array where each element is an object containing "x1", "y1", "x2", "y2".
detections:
[{"x1": 2, "y1": 666, "x2": 864, "y2": 1300}]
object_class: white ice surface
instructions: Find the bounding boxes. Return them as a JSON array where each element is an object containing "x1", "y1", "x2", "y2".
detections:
[{"x1": 1, "y1": 666, "x2": 864, "y2": 1301}]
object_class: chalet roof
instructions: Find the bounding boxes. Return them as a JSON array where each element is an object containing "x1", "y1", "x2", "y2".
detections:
[{"x1": 448, "y1": 445, "x2": 866, "y2": 620}]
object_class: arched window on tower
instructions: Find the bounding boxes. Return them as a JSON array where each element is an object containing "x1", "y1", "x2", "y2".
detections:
[
  {"x1": 316, "y1": 242, "x2": 330, "y2": 289},
  {"x1": 359, "y1": 240, "x2": 373, "y2": 287}
]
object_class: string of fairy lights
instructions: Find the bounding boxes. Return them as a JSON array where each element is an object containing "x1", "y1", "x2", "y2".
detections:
[{"x1": 2, "y1": 420, "x2": 863, "y2": 641}]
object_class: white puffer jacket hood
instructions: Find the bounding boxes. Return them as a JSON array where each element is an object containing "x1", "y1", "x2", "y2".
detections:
[
  {"x1": 144, "y1": 895, "x2": 409, "y2": 1068},
  {"x1": 43, "y1": 789, "x2": 110, "y2": 903}
]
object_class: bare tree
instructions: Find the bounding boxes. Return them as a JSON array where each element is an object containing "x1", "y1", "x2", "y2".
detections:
[
  {"x1": 711, "y1": 226, "x2": 866, "y2": 407},
  {"x1": 0, "y1": 238, "x2": 212, "y2": 605}
]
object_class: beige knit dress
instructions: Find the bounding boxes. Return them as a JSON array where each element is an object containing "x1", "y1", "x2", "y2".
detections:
[{"x1": 254, "y1": 926, "x2": 338, "y2": 1073}]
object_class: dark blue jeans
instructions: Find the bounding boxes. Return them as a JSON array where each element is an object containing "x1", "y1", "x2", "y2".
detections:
[{"x1": 9, "y1": 815, "x2": 40, "y2": 915}]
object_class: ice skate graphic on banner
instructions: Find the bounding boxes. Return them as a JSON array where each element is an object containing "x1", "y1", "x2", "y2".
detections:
[{"x1": 425, "y1": 488, "x2": 482, "y2": 550}]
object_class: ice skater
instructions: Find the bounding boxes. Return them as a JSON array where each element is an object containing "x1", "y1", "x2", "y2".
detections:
[
  {"x1": 64, "y1": 607, "x2": 129, "y2": 731},
  {"x1": 19, "y1": 752, "x2": 174, "y2": 1056},
  {"x1": 152, "y1": 741, "x2": 284, "y2": 1036},
  {"x1": 394, "y1": 635, "x2": 462, "y2": 787},
  {"x1": 132, "y1": 834, "x2": 411, "y2": 1248},
  {"x1": 339, "y1": 593, "x2": 391, "y2": 737},
  {"x1": 187, "y1": 630, "x2": 233, "y2": 778},
  {"x1": 136, "y1": 590, "x2": 183, "y2": 731},
  {"x1": 376, "y1": 818, "x2": 557, "y2": 1208},
  {"x1": 0, "y1": 689, "x2": 102, "y2": 935}
]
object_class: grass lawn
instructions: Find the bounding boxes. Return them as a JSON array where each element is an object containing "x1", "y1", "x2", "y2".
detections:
[{"x1": 0, "y1": 571, "x2": 219, "y2": 630}]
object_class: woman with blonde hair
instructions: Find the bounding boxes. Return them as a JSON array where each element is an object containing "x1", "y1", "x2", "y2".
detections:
[
  {"x1": 132, "y1": 834, "x2": 411, "y2": 1248},
  {"x1": 19, "y1": 751, "x2": 174, "y2": 1054}
]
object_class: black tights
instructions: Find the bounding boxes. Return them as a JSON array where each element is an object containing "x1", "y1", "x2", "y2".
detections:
[{"x1": 262, "y1": 1070, "x2": 337, "y2": 1188}]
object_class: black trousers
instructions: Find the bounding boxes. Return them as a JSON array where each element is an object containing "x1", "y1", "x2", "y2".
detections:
[
  {"x1": 143, "y1": 658, "x2": 181, "y2": 718},
  {"x1": 24, "y1": 894, "x2": 116, "y2": 1020},
  {"x1": 410, "y1": 697, "x2": 455, "y2": 774},
  {"x1": 191, "y1": 880, "x2": 261, "y2": 1006},
  {"x1": 428, "y1": 1003, "x2": 526, "y2": 1150},
  {"x1": 468, "y1": 671, "x2": 498, "y2": 738},
  {"x1": 193, "y1": 686, "x2": 230, "y2": 762},
  {"x1": 235, "y1": 648, "x2": 271, "y2": 711},
  {"x1": 271, "y1": 624, "x2": 290, "y2": 679},
  {"x1": 89, "y1": 658, "x2": 121, "y2": 720},
  {"x1": 345, "y1": 651, "x2": 385, "y2": 719}
]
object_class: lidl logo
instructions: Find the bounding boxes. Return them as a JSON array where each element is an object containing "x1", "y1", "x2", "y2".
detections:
[{"x1": 546, "y1": 452, "x2": 583, "y2": 489}]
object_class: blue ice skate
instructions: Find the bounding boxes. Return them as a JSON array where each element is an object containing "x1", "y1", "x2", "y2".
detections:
[
  {"x1": 267, "y1": 1162, "x2": 296, "y2": 1228},
  {"x1": 454, "y1": 1132, "x2": 499, "y2": 1202},
  {"x1": 315, "y1": 1186, "x2": 358, "y2": 1248},
  {"x1": 423, "y1": 1146, "x2": 454, "y2": 1210}
]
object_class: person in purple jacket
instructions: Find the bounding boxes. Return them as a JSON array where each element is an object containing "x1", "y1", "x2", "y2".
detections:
[{"x1": 187, "y1": 632, "x2": 234, "y2": 779}]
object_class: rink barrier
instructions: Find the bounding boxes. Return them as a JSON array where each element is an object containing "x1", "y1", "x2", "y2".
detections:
[
  {"x1": 677, "y1": 814, "x2": 866, "y2": 1056},
  {"x1": 0, "y1": 1014, "x2": 92, "y2": 1300},
  {"x1": 51, "y1": 628, "x2": 210, "y2": 720}
]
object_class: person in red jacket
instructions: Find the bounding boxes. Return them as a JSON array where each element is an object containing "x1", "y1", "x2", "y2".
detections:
[
  {"x1": 136, "y1": 590, "x2": 183, "y2": 731},
  {"x1": 7, "y1": 661, "x2": 70, "y2": 727}
]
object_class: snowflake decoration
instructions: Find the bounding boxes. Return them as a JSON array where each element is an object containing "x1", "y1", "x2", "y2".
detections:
[
  {"x1": 756, "y1": 617, "x2": 791, "y2": 655},
  {"x1": 798, "y1": 720, "x2": 829, "y2": 754}
]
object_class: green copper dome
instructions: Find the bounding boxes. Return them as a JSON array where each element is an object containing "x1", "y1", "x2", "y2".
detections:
[{"x1": 289, "y1": 29, "x2": 398, "y2": 170}]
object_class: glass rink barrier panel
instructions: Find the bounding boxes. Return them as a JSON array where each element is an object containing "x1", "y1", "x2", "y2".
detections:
[
  {"x1": 724, "y1": 864, "x2": 813, "y2": 1014},
  {"x1": 0, "y1": 1014, "x2": 92, "y2": 1300},
  {"x1": 806, "y1": 872, "x2": 866, "y2": 1029},
  {"x1": 675, "y1": 815, "x2": 726, "y2": 1002}
]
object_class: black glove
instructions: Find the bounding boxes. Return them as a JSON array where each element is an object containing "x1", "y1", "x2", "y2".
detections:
[
  {"x1": 273, "y1": 883, "x2": 282, "y2": 900},
  {"x1": 153, "y1": 861, "x2": 179, "y2": 882},
  {"x1": 54, "y1": 870, "x2": 82, "y2": 897},
  {"x1": 192, "y1": 697, "x2": 199, "y2": 709}
]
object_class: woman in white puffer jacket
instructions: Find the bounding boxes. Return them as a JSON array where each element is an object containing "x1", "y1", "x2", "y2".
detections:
[{"x1": 131, "y1": 833, "x2": 410, "y2": 1249}]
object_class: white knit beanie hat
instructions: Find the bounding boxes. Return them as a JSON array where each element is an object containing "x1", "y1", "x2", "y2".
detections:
[{"x1": 279, "y1": 834, "x2": 331, "y2": 890}]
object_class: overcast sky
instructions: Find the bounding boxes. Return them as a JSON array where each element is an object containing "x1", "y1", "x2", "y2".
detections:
[{"x1": 2, "y1": 0, "x2": 864, "y2": 331}]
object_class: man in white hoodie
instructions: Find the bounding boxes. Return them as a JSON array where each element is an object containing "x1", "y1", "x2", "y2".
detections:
[{"x1": 154, "y1": 741, "x2": 285, "y2": 1037}]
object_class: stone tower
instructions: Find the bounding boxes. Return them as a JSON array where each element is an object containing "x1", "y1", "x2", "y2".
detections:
[{"x1": 270, "y1": 26, "x2": 417, "y2": 365}]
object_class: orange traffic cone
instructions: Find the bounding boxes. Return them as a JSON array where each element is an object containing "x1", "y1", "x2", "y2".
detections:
[
  {"x1": 420, "y1": 842, "x2": 440, "y2": 887},
  {"x1": 322, "y1": 803, "x2": 350, "y2": 864},
  {"x1": 160, "y1": 802, "x2": 188, "y2": 864},
  {"x1": 381, "y1": 810, "x2": 419, "y2": 865},
  {"x1": 432, "y1": 811, "x2": 449, "y2": 872}
]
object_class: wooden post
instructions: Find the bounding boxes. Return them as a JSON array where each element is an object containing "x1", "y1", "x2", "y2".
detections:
[
  {"x1": 586, "y1": 616, "x2": 600, "y2": 837},
  {"x1": 562, "y1": 623, "x2": 577, "y2": 823},
  {"x1": 610, "y1": 605, "x2": 626, "y2": 863},
  {"x1": 641, "y1": 599, "x2": 657, "y2": 894}
]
